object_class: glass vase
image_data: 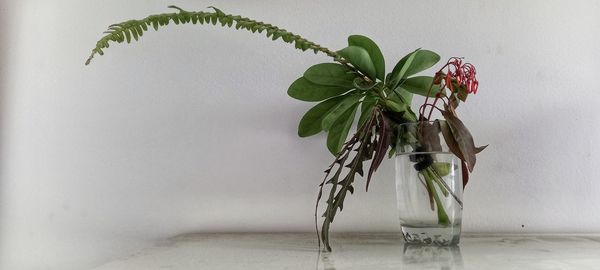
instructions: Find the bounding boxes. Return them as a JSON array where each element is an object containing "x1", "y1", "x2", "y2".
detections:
[{"x1": 395, "y1": 120, "x2": 463, "y2": 245}]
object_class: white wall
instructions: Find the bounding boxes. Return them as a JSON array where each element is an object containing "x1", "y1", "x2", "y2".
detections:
[{"x1": 2, "y1": 0, "x2": 600, "y2": 269}]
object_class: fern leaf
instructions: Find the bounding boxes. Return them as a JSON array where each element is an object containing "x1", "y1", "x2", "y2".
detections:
[{"x1": 85, "y1": 6, "x2": 341, "y2": 65}]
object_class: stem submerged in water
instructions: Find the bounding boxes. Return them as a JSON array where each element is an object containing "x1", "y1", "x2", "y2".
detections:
[{"x1": 422, "y1": 168, "x2": 450, "y2": 225}]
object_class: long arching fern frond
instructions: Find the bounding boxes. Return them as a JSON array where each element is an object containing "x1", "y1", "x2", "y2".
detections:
[{"x1": 85, "y1": 5, "x2": 341, "y2": 65}]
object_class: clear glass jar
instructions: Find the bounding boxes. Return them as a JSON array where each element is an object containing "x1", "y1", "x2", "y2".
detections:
[{"x1": 395, "y1": 120, "x2": 463, "y2": 245}]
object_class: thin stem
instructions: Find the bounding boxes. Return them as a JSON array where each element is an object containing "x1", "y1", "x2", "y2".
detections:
[
  {"x1": 429, "y1": 166, "x2": 463, "y2": 209},
  {"x1": 423, "y1": 170, "x2": 450, "y2": 225}
]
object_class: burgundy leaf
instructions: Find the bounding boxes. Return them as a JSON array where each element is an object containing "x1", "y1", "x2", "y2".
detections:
[
  {"x1": 461, "y1": 161, "x2": 469, "y2": 188},
  {"x1": 441, "y1": 110, "x2": 478, "y2": 172},
  {"x1": 437, "y1": 119, "x2": 465, "y2": 161},
  {"x1": 419, "y1": 121, "x2": 442, "y2": 152},
  {"x1": 366, "y1": 113, "x2": 392, "y2": 191},
  {"x1": 475, "y1": 144, "x2": 488, "y2": 154}
]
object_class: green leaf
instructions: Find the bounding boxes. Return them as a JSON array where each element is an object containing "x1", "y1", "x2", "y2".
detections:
[
  {"x1": 384, "y1": 99, "x2": 407, "y2": 113},
  {"x1": 358, "y1": 96, "x2": 376, "y2": 128},
  {"x1": 399, "y1": 76, "x2": 441, "y2": 97},
  {"x1": 287, "y1": 77, "x2": 353, "y2": 102},
  {"x1": 321, "y1": 95, "x2": 362, "y2": 131},
  {"x1": 297, "y1": 96, "x2": 345, "y2": 137},
  {"x1": 348, "y1": 35, "x2": 385, "y2": 81},
  {"x1": 399, "y1": 88, "x2": 414, "y2": 105},
  {"x1": 388, "y1": 86, "x2": 413, "y2": 108},
  {"x1": 337, "y1": 46, "x2": 377, "y2": 80},
  {"x1": 389, "y1": 49, "x2": 440, "y2": 88},
  {"x1": 327, "y1": 104, "x2": 359, "y2": 155},
  {"x1": 86, "y1": 7, "x2": 346, "y2": 67},
  {"x1": 303, "y1": 63, "x2": 355, "y2": 88}
]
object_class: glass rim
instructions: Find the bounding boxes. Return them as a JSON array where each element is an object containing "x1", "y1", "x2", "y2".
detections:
[{"x1": 398, "y1": 119, "x2": 446, "y2": 127}]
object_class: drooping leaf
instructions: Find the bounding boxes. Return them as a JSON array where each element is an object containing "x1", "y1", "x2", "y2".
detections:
[
  {"x1": 399, "y1": 76, "x2": 441, "y2": 97},
  {"x1": 298, "y1": 96, "x2": 346, "y2": 137},
  {"x1": 366, "y1": 113, "x2": 392, "y2": 191},
  {"x1": 441, "y1": 111, "x2": 479, "y2": 172},
  {"x1": 348, "y1": 35, "x2": 385, "y2": 81},
  {"x1": 461, "y1": 161, "x2": 469, "y2": 188},
  {"x1": 304, "y1": 63, "x2": 356, "y2": 88},
  {"x1": 337, "y1": 46, "x2": 377, "y2": 80},
  {"x1": 455, "y1": 83, "x2": 469, "y2": 102},
  {"x1": 321, "y1": 95, "x2": 362, "y2": 130},
  {"x1": 326, "y1": 104, "x2": 359, "y2": 155},
  {"x1": 287, "y1": 77, "x2": 353, "y2": 101},
  {"x1": 389, "y1": 49, "x2": 440, "y2": 88},
  {"x1": 86, "y1": 6, "x2": 345, "y2": 66},
  {"x1": 316, "y1": 109, "x2": 378, "y2": 251},
  {"x1": 419, "y1": 121, "x2": 442, "y2": 152},
  {"x1": 438, "y1": 119, "x2": 465, "y2": 160},
  {"x1": 475, "y1": 145, "x2": 488, "y2": 153},
  {"x1": 448, "y1": 94, "x2": 460, "y2": 109}
]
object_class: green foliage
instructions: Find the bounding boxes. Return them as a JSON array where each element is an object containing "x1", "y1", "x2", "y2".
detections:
[
  {"x1": 303, "y1": 63, "x2": 356, "y2": 88},
  {"x1": 86, "y1": 6, "x2": 341, "y2": 65},
  {"x1": 298, "y1": 96, "x2": 346, "y2": 137},
  {"x1": 398, "y1": 76, "x2": 442, "y2": 97},
  {"x1": 336, "y1": 46, "x2": 377, "y2": 80},
  {"x1": 388, "y1": 49, "x2": 440, "y2": 89},
  {"x1": 85, "y1": 7, "x2": 480, "y2": 252},
  {"x1": 357, "y1": 96, "x2": 376, "y2": 128},
  {"x1": 287, "y1": 77, "x2": 354, "y2": 101},
  {"x1": 348, "y1": 35, "x2": 386, "y2": 81},
  {"x1": 321, "y1": 95, "x2": 362, "y2": 131},
  {"x1": 384, "y1": 99, "x2": 407, "y2": 113},
  {"x1": 327, "y1": 104, "x2": 359, "y2": 155}
]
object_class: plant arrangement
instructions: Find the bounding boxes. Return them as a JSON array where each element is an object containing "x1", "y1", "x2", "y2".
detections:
[{"x1": 86, "y1": 6, "x2": 486, "y2": 251}]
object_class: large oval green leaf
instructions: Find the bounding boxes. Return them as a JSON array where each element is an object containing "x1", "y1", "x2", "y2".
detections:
[
  {"x1": 297, "y1": 96, "x2": 346, "y2": 137},
  {"x1": 321, "y1": 95, "x2": 362, "y2": 131},
  {"x1": 348, "y1": 35, "x2": 385, "y2": 81},
  {"x1": 327, "y1": 104, "x2": 359, "y2": 155},
  {"x1": 287, "y1": 77, "x2": 353, "y2": 101},
  {"x1": 398, "y1": 76, "x2": 441, "y2": 97},
  {"x1": 303, "y1": 63, "x2": 355, "y2": 88},
  {"x1": 389, "y1": 49, "x2": 440, "y2": 88},
  {"x1": 336, "y1": 46, "x2": 377, "y2": 80}
]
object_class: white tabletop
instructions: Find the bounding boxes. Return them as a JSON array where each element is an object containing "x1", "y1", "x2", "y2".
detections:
[{"x1": 93, "y1": 233, "x2": 600, "y2": 270}]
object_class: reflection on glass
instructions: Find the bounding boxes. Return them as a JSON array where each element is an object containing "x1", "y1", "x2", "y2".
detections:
[
  {"x1": 402, "y1": 244, "x2": 463, "y2": 269},
  {"x1": 318, "y1": 252, "x2": 336, "y2": 270}
]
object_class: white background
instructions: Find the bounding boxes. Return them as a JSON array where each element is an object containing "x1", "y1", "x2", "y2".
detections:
[{"x1": 1, "y1": 0, "x2": 600, "y2": 269}]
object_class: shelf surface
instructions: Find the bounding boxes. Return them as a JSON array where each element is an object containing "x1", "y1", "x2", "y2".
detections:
[{"x1": 93, "y1": 233, "x2": 600, "y2": 270}]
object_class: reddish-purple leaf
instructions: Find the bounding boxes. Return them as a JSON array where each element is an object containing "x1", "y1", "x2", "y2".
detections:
[
  {"x1": 437, "y1": 119, "x2": 465, "y2": 161},
  {"x1": 366, "y1": 113, "x2": 391, "y2": 191},
  {"x1": 441, "y1": 110, "x2": 478, "y2": 172},
  {"x1": 419, "y1": 121, "x2": 442, "y2": 152},
  {"x1": 461, "y1": 161, "x2": 469, "y2": 188}
]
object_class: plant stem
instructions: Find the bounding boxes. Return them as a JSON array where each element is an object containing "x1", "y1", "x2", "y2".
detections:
[
  {"x1": 427, "y1": 168, "x2": 449, "y2": 197},
  {"x1": 423, "y1": 169, "x2": 450, "y2": 225}
]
